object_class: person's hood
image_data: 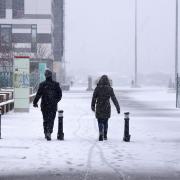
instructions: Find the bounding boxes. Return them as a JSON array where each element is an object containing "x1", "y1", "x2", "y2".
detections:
[
  {"x1": 98, "y1": 75, "x2": 110, "y2": 86},
  {"x1": 44, "y1": 69, "x2": 52, "y2": 78}
]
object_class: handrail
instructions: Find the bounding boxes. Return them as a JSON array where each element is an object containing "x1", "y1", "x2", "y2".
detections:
[
  {"x1": 0, "y1": 93, "x2": 36, "y2": 108},
  {"x1": 0, "y1": 99, "x2": 14, "y2": 106},
  {"x1": 29, "y1": 93, "x2": 36, "y2": 98}
]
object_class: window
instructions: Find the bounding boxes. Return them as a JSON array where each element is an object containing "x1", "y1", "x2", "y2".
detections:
[
  {"x1": 31, "y1": 25, "x2": 37, "y2": 52},
  {"x1": 0, "y1": 0, "x2": 6, "y2": 18},
  {"x1": 12, "y1": 0, "x2": 24, "y2": 18},
  {"x1": 0, "y1": 25, "x2": 12, "y2": 51}
]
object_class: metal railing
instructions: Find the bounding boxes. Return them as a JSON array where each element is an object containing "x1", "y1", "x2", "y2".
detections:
[
  {"x1": 0, "y1": 93, "x2": 36, "y2": 139},
  {"x1": 0, "y1": 93, "x2": 36, "y2": 114}
]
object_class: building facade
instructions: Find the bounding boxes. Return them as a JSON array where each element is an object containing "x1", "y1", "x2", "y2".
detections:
[
  {"x1": 0, "y1": 0, "x2": 51, "y2": 55},
  {"x1": 0, "y1": 0, "x2": 65, "y2": 87}
]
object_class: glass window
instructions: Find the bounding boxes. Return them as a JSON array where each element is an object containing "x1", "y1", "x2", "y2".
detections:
[
  {"x1": 12, "y1": 0, "x2": 24, "y2": 18},
  {"x1": 0, "y1": 0, "x2": 6, "y2": 18},
  {"x1": 0, "y1": 24, "x2": 12, "y2": 51},
  {"x1": 31, "y1": 25, "x2": 37, "y2": 52}
]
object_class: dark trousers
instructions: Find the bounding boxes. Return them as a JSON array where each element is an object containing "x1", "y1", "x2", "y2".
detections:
[
  {"x1": 97, "y1": 118, "x2": 109, "y2": 136},
  {"x1": 42, "y1": 110, "x2": 56, "y2": 134}
]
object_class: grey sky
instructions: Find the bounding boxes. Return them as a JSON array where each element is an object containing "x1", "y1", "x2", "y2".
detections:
[
  {"x1": 65, "y1": 0, "x2": 176, "y2": 79},
  {"x1": 26, "y1": 0, "x2": 177, "y2": 79}
]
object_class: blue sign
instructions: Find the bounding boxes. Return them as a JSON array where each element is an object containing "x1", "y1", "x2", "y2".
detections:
[{"x1": 39, "y1": 63, "x2": 47, "y2": 82}]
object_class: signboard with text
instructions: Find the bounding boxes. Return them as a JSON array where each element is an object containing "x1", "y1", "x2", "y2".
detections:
[{"x1": 14, "y1": 56, "x2": 30, "y2": 112}]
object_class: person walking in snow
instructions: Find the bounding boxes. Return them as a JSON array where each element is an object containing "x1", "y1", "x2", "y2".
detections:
[
  {"x1": 33, "y1": 69, "x2": 62, "y2": 141},
  {"x1": 91, "y1": 75, "x2": 120, "y2": 141}
]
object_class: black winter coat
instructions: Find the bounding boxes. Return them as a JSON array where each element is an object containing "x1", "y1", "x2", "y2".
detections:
[
  {"x1": 91, "y1": 76, "x2": 120, "y2": 119},
  {"x1": 33, "y1": 78, "x2": 62, "y2": 111}
]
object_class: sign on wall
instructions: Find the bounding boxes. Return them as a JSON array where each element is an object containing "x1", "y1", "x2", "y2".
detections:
[
  {"x1": 39, "y1": 63, "x2": 46, "y2": 82},
  {"x1": 14, "y1": 56, "x2": 30, "y2": 112}
]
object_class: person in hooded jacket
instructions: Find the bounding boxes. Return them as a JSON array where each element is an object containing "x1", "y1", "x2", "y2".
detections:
[
  {"x1": 91, "y1": 75, "x2": 120, "y2": 141},
  {"x1": 33, "y1": 69, "x2": 62, "y2": 141}
]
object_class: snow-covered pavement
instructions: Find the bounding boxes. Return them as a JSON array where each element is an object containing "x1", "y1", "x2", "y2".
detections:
[{"x1": 0, "y1": 87, "x2": 180, "y2": 180}]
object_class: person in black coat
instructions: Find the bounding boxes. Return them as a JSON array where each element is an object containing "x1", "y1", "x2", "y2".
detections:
[
  {"x1": 33, "y1": 69, "x2": 62, "y2": 141},
  {"x1": 91, "y1": 75, "x2": 120, "y2": 141}
]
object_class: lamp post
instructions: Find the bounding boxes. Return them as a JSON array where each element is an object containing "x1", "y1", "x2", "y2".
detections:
[
  {"x1": 134, "y1": 0, "x2": 138, "y2": 87},
  {"x1": 175, "y1": 0, "x2": 179, "y2": 108}
]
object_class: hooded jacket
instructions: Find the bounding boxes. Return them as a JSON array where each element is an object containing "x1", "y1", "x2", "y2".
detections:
[
  {"x1": 33, "y1": 77, "x2": 62, "y2": 111},
  {"x1": 91, "y1": 75, "x2": 120, "y2": 119}
]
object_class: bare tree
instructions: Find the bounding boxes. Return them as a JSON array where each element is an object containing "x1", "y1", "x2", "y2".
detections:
[
  {"x1": 0, "y1": 46, "x2": 13, "y2": 87},
  {"x1": 0, "y1": 46, "x2": 13, "y2": 72},
  {"x1": 35, "y1": 44, "x2": 52, "y2": 59}
]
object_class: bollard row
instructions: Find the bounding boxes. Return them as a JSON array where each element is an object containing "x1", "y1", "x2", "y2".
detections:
[{"x1": 0, "y1": 109, "x2": 131, "y2": 142}]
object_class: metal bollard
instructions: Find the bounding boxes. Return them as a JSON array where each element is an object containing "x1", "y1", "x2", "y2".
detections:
[
  {"x1": 123, "y1": 112, "x2": 131, "y2": 142},
  {"x1": 57, "y1": 110, "x2": 64, "y2": 140},
  {"x1": 0, "y1": 107, "x2": 2, "y2": 139}
]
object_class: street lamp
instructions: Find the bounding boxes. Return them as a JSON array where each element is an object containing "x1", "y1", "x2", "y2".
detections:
[
  {"x1": 175, "y1": 0, "x2": 179, "y2": 107},
  {"x1": 134, "y1": 0, "x2": 138, "y2": 87}
]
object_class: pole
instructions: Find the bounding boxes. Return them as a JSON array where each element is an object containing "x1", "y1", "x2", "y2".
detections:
[
  {"x1": 57, "y1": 110, "x2": 64, "y2": 140},
  {"x1": 62, "y1": 0, "x2": 66, "y2": 84},
  {"x1": 123, "y1": 112, "x2": 131, "y2": 142},
  {"x1": 176, "y1": 73, "x2": 179, "y2": 107},
  {"x1": 135, "y1": 0, "x2": 138, "y2": 87},
  {"x1": 175, "y1": 0, "x2": 179, "y2": 107}
]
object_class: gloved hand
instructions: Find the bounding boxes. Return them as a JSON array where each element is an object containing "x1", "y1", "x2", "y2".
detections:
[
  {"x1": 33, "y1": 104, "x2": 38, "y2": 108},
  {"x1": 91, "y1": 106, "x2": 95, "y2": 112}
]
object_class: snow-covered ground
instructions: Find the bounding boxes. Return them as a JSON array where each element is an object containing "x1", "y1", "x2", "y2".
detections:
[{"x1": 0, "y1": 87, "x2": 180, "y2": 179}]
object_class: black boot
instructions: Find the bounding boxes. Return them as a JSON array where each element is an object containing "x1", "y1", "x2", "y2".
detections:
[
  {"x1": 99, "y1": 134, "x2": 103, "y2": 141},
  {"x1": 104, "y1": 132, "x2": 107, "y2": 140},
  {"x1": 46, "y1": 133, "x2": 51, "y2": 141}
]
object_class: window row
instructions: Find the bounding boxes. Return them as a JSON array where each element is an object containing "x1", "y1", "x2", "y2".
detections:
[
  {"x1": 0, "y1": 0, "x2": 24, "y2": 19},
  {"x1": 0, "y1": 24, "x2": 37, "y2": 53}
]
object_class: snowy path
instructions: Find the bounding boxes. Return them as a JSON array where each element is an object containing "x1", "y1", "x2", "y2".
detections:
[{"x1": 0, "y1": 88, "x2": 180, "y2": 180}]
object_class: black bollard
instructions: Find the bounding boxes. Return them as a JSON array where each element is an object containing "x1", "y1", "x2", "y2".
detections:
[
  {"x1": 0, "y1": 107, "x2": 2, "y2": 139},
  {"x1": 123, "y1": 112, "x2": 131, "y2": 142},
  {"x1": 57, "y1": 110, "x2": 64, "y2": 140}
]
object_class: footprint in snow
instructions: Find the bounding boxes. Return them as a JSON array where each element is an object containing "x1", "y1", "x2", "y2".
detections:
[
  {"x1": 77, "y1": 164, "x2": 84, "y2": 167},
  {"x1": 117, "y1": 154, "x2": 124, "y2": 158},
  {"x1": 66, "y1": 161, "x2": 72, "y2": 165},
  {"x1": 68, "y1": 168, "x2": 74, "y2": 172}
]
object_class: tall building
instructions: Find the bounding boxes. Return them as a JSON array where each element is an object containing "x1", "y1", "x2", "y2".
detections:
[
  {"x1": 0, "y1": 0, "x2": 51, "y2": 55},
  {"x1": 0, "y1": 0, "x2": 65, "y2": 87}
]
